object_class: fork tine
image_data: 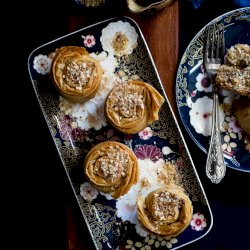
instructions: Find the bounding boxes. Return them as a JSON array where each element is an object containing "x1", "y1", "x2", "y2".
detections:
[
  {"x1": 221, "y1": 24, "x2": 225, "y2": 63},
  {"x1": 204, "y1": 28, "x2": 209, "y2": 61},
  {"x1": 204, "y1": 25, "x2": 213, "y2": 61},
  {"x1": 216, "y1": 25, "x2": 220, "y2": 59},
  {"x1": 211, "y1": 26, "x2": 215, "y2": 58},
  {"x1": 204, "y1": 23, "x2": 225, "y2": 73}
]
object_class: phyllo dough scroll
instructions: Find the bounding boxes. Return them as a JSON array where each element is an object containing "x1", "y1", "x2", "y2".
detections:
[
  {"x1": 84, "y1": 141, "x2": 139, "y2": 199},
  {"x1": 104, "y1": 80, "x2": 165, "y2": 134},
  {"x1": 137, "y1": 186, "x2": 193, "y2": 237},
  {"x1": 51, "y1": 46, "x2": 102, "y2": 103}
]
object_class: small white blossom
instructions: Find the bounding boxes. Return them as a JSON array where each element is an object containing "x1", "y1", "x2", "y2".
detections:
[
  {"x1": 33, "y1": 54, "x2": 51, "y2": 75},
  {"x1": 80, "y1": 182, "x2": 98, "y2": 202}
]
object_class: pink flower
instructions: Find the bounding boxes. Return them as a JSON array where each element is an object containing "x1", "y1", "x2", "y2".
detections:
[
  {"x1": 138, "y1": 127, "x2": 153, "y2": 140},
  {"x1": 191, "y1": 90, "x2": 197, "y2": 97},
  {"x1": 134, "y1": 144, "x2": 163, "y2": 162},
  {"x1": 190, "y1": 212, "x2": 207, "y2": 231},
  {"x1": 82, "y1": 34, "x2": 96, "y2": 48}
]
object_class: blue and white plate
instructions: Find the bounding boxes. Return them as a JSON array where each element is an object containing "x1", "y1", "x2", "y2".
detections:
[{"x1": 176, "y1": 7, "x2": 250, "y2": 172}]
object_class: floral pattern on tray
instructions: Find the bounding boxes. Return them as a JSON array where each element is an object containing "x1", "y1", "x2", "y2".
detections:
[
  {"x1": 28, "y1": 17, "x2": 212, "y2": 250},
  {"x1": 176, "y1": 8, "x2": 250, "y2": 172}
]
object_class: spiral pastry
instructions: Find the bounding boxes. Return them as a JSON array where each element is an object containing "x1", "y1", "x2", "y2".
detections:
[
  {"x1": 51, "y1": 46, "x2": 102, "y2": 103},
  {"x1": 137, "y1": 186, "x2": 193, "y2": 237},
  {"x1": 84, "y1": 141, "x2": 139, "y2": 199},
  {"x1": 104, "y1": 80, "x2": 165, "y2": 134}
]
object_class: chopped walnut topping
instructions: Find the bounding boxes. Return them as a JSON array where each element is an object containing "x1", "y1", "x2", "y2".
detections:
[
  {"x1": 93, "y1": 146, "x2": 130, "y2": 182},
  {"x1": 63, "y1": 60, "x2": 95, "y2": 89},
  {"x1": 151, "y1": 191, "x2": 183, "y2": 224},
  {"x1": 157, "y1": 162, "x2": 180, "y2": 186},
  {"x1": 95, "y1": 157, "x2": 122, "y2": 182},
  {"x1": 226, "y1": 44, "x2": 250, "y2": 67},
  {"x1": 109, "y1": 84, "x2": 145, "y2": 118},
  {"x1": 215, "y1": 44, "x2": 250, "y2": 96},
  {"x1": 112, "y1": 32, "x2": 129, "y2": 54}
]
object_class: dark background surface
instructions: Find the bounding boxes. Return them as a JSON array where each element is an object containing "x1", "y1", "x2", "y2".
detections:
[{"x1": 11, "y1": 0, "x2": 250, "y2": 249}]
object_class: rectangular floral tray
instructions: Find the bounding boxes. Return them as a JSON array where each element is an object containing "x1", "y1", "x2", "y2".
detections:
[{"x1": 28, "y1": 16, "x2": 213, "y2": 250}]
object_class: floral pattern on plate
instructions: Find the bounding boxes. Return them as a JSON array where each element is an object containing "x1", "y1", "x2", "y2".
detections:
[
  {"x1": 28, "y1": 17, "x2": 213, "y2": 250},
  {"x1": 176, "y1": 7, "x2": 250, "y2": 172}
]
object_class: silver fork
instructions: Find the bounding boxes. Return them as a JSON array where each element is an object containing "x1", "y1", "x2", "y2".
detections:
[{"x1": 203, "y1": 23, "x2": 226, "y2": 184}]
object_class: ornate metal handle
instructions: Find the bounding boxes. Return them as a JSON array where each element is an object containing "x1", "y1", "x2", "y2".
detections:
[{"x1": 206, "y1": 87, "x2": 226, "y2": 184}]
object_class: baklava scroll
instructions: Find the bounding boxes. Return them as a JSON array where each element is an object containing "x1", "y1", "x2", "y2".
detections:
[
  {"x1": 51, "y1": 46, "x2": 102, "y2": 103},
  {"x1": 84, "y1": 141, "x2": 139, "y2": 199},
  {"x1": 104, "y1": 80, "x2": 165, "y2": 134},
  {"x1": 137, "y1": 186, "x2": 193, "y2": 237}
]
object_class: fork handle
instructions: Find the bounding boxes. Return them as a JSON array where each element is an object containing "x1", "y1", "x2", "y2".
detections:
[{"x1": 206, "y1": 87, "x2": 226, "y2": 184}]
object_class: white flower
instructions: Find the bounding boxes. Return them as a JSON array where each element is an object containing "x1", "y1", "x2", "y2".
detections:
[
  {"x1": 33, "y1": 54, "x2": 51, "y2": 75},
  {"x1": 116, "y1": 200, "x2": 137, "y2": 223},
  {"x1": 70, "y1": 100, "x2": 106, "y2": 130},
  {"x1": 195, "y1": 72, "x2": 212, "y2": 93},
  {"x1": 100, "y1": 20, "x2": 138, "y2": 57},
  {"x1": 80, "y1": 182, "x2": 98, "y2": 202},
  {"x1": 189, "y1": 96, "x2": 225, "y2": 136},
  {"x1": 94, "y1": 72, "x2": 119, "y2": 100},
  {"x1": 89, "y1": 51, "x2": 118, "y2": 73}
]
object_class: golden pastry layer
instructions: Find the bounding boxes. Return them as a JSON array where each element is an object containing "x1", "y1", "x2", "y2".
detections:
[
  {"x1": 104, "y1": 80, "x2": 165, "y2": 134},
  {"x1": 84, "y1": 141, "x2": 139, "y2": 199},
  {"x1": 137, "y1": 186, "x2": 193, "y2": 237},
  {"x1": 51, "y1": 46, "x2": 102, "y2": 103}
]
